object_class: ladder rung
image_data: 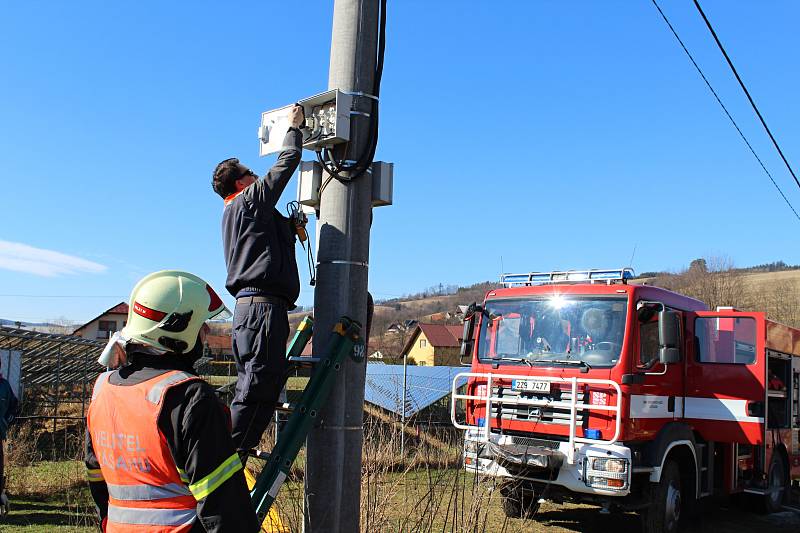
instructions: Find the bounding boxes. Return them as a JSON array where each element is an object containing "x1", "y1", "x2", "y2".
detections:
[
  {"x1": 275, "y1": 402, "x2": 295, "y2": 412},
  {"x1": 287, "y1": 356, "x2": 320, "y2": 365},
  {"x1": 249, "y1": 449, "x2": 271, "y2": 460}
]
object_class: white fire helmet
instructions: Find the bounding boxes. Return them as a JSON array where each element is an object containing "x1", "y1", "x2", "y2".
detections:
[{"x1": 120, "y1": 270, "x2": 231, "y2": 354}]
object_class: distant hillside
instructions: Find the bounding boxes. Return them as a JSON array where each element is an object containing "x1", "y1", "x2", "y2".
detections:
[
  {"x1": 637, "y1": 260, "x2": 800, "y2": 279},
  {"x1": 0, "y1": 319, "x2": 56, "y2": 328},
  {"x1": 215, "y1": 259, "x2": 800, "y2": 360}
]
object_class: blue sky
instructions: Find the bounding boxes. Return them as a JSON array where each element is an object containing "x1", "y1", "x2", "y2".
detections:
[{"x1": 1, "y1": 1, "x2": 798, "y2": 324}]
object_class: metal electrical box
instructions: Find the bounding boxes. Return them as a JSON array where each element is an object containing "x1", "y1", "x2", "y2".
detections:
[
  {"x1": 297, "y1": 160, "x2": 393, "y2": 210},
  {"x1": 258, "y1": 89, "x2": 353, "y2": 156},
  {"x1": 298, "y1": 161, "x2": 322, "y2": 208},
  {"x1": 371, "y1": 161, "x2": 393, "y2": 206}
]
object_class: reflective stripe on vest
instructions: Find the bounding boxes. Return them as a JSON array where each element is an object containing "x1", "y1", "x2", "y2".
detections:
[
  {"x1": 107, "y1": 482, "x2": 192, "y2": 501},
  {"x1": 107, "y1": 505, "x2": 196, "y2": 527},
  {"x1": 188, "y1": 452, "x2": 242, "y2": 501},
  {"x1": 91, "y1": 370, "x2": 113, "y2": 401},
  {"x1": 176, "y1": 468, "x2": 190, "y2": 484},
  {"x1": 145, "y1": 371, "x2": 197, "y2": 404}
]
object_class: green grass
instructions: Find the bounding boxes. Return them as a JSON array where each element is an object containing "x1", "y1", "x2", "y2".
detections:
[{"x1": 2, "y1": 461, "x2": 96, "y2": 532}]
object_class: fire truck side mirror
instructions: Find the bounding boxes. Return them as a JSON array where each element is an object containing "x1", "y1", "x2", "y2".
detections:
[
  {"x1": 460, "y1": 306, "x2": 477, "y2": 366},
  {"x1": 658, "y1": 311, "x2": 681, "y2": 364}
]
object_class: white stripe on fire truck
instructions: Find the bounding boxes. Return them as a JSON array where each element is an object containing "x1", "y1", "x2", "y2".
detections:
[
  {"x1": 630, "y1": 395, "x2": 763, "y2": 424},
  {"x1": 684, "y1": 397, "x2": 763, "y2": 424}
]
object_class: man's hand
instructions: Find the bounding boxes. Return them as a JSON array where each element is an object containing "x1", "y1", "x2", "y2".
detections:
[{"x1": 288, "y1": 105, "x2": 304, "y2": 129}]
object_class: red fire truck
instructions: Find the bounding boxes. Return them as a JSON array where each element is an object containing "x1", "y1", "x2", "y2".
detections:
[{"x1": 451, "y1": 268, "x2": 799, "y2": 533}]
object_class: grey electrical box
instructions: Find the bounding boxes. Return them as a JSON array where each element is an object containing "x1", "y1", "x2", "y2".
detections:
[
  {"x1": 298, "y1": 161, "x2": 322, "y2": 208},
  {"x1": 258, "y1": 89, "x2": 353, "y2": 156},
  {"x1": 296, "y1": 159, "x2": 393, "y2": 211},
  {"x1": 371, "y1": 161, "x2": 393, "y2": 207}
]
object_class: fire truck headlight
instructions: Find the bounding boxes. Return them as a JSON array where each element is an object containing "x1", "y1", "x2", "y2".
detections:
[
  {"x1": 591, "y1": 458, "x2": 627, "y2": 474},
  {"x1": 585, "y1": 457, "x2": 629, "y2": 491}
]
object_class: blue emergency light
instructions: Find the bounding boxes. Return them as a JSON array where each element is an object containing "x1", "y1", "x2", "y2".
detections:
[
  {"x1": 501, "y1": 268, "x2": 635, "y2": 287},
  {"x1": 585, "y1": 429, "x2": 602, "y2": 440}
]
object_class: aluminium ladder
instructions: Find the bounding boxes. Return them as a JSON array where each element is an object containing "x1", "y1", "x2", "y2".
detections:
[{"x1": 247, "y1": 315, "x2": 362, "y2": 526}]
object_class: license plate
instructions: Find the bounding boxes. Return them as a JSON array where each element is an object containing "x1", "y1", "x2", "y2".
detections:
[{"x1": 512, "y1": 380, "x2": 550, "y2": 393}]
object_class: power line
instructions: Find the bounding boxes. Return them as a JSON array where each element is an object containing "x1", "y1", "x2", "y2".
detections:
[
  {"x1": 650, "y1": 0, "x2": 800, "y2": 222},
  {"x1": 692, "y1": 0, "x2": 800, "y2": 192}
]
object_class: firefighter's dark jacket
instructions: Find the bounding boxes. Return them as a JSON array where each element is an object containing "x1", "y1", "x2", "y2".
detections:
[
  {"x1": 222, "y1": 128, "x2": 303, "y2": 302},
  {"x1": 84, "y1": 352, "x2": 259, "y2": 533}
]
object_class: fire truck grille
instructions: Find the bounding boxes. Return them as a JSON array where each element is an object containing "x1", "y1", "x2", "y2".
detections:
[
  {"x1": 510, "y1": 436, "x2": 561, "y2": 449},
  {"x1": 491, "y1": 387, "x2": 585, "y2": 426}
]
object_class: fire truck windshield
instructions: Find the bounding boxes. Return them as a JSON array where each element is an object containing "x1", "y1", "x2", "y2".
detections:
[{"x1": 477, "y1": 296, "x2": 628, "y2": 368}]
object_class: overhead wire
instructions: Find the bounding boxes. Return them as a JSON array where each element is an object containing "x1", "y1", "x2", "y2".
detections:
[
  {"x1": 692, "y1": 0, "x2": 800, "y2": 192},
  {"x1": 650, "y1": 0, "x2": 800, "y2": 222}
]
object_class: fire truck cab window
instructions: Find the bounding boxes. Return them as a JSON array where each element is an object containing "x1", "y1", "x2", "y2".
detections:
[
  {"x1": 477, "y1": 297, "x2": 628, "y2": 368},
  {"x1": 694, "y1": 316, "x2": 757, "y2": 364},
  {"x1": 639, "y1": 320, "x2": 660, "y2": 367}
]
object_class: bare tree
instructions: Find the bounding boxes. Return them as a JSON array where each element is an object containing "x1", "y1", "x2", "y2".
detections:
[{"x1": 653, "y1": 256, "x2": 746, "y2": 311}]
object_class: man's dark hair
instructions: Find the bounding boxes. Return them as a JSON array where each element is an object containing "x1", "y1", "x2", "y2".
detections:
[{"x1": 212, "y1": 158, "x2": 242, "y2": 198}]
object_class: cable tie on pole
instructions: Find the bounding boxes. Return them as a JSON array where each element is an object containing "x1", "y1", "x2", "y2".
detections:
[
  {"x1": 317, "y1": 260, "x2": 369, "y2": 268},
  {"x1": 341, "y1": 91, "x2": 379, "y2": 101}
]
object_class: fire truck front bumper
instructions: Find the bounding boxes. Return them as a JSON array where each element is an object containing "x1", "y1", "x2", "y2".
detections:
[{"x1": 463, "y1": 432, "x2": 632, "y2": 497}]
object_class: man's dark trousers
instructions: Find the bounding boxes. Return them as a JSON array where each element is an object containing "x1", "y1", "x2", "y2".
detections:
[{"x1": 230, "y1": 298, "x2": 289, "y2": 451}]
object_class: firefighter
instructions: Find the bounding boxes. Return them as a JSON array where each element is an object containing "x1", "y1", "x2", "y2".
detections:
[
  {"x1": 0, "y1": 358, "x2": 18, "y2": 515},
  {"x1": 84, "y1": 271, "x2": 258, "y2": 532},
  {"x1": 211, "y1": 105, "x2": 304, "y2": 453}
]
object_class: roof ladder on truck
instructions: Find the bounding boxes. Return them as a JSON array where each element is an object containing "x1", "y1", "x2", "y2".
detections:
[{"x1": 243, "y1": 315, "x2": 362, "y2": 531}]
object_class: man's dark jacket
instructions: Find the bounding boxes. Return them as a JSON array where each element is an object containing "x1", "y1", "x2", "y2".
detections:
[{"x1": 222, "y1": 129, "x2": 303, "y2": 302}]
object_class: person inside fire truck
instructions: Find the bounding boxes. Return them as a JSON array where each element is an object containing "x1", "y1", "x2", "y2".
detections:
[
  {"x1": 581, "y1": 307, "x2": 618, "y2": 347},
  {"x1": 532, "y1": 310, "x2": 571, "y2": 354}
]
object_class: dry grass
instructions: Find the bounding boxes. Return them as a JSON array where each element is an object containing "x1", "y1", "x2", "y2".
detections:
[
  {"x1": 4, "y1": 423, "x2": 97, "y2": 531},
  {"x1": 3, "y1": 417, "x2": 799, "y2": 532},
  {"x1": 251, "y1": 415, "x2": 529, "y2": 533}
]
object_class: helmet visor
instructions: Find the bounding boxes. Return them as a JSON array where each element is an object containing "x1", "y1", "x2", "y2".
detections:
[
  {"x1": 209, "y1": 304, "x2": 233, "y2": 321},
  {"x1": 205, "y1": 283, "x2": 232, "y2": 321}
]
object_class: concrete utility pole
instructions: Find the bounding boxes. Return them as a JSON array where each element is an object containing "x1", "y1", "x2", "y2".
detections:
[{"x1": 304, "y1": 0, "x2": 378, "y2": 531}]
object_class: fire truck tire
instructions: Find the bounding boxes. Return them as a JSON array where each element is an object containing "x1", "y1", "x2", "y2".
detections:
[
  {"x1": 641, "y1": 460, "x2": 682, "y2": 533},
  {"x1": 500, "y1": 484, "x2": 539, "y2": 519},
  {"x1": 759, "y1": 453, "x2": 787, "y2": 514}
]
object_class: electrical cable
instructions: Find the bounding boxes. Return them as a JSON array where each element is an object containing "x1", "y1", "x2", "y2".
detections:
[
  {"x1": 650, "y1": 0, "x2": 800, "y2": 222},
  {"x1": 692, "y1": 0, "x2": 800, "y2": 192},
  {"x1": 286, "y1": 201, "x2": 317, "y2": 286},
  {"x1": 318, "y1": 0, "x2": 387, "y2": 183}
]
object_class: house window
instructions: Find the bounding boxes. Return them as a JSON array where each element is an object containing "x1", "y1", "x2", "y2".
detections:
[
  {"x1": 420, "y1": 339, "x2": 427, "y2": 348},
  {"x1": 97, "y1": 320, "x2": 116, "y2": 339}
]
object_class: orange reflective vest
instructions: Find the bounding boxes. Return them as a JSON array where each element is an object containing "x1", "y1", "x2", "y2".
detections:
[{"x1": 87, "y1": 370, "x2": 202, "y2": 532}]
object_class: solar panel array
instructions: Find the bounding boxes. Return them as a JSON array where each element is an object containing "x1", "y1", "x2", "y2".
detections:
[
  {"x1": 0, "y1": 326, "x2": 106, "y2": 415},
  {"x1": 364, "y1": 364, "x2": 467, "y2": 418}
]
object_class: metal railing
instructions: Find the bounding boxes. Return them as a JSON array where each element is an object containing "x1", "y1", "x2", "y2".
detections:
[{"x1": 451, "y1": 372, "x2": 622, "y2": 464}]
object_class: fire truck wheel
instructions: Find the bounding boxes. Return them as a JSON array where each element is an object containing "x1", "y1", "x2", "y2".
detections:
[
  {"x1": 500, "y1": 484, "x2": 539, "y2": 519},
  {"x1": 760, "y1": 453, "x2": 787, "y2": 514},
  {"x1": 641, "y1": 460, "x2": 681, "y2": 533}
]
